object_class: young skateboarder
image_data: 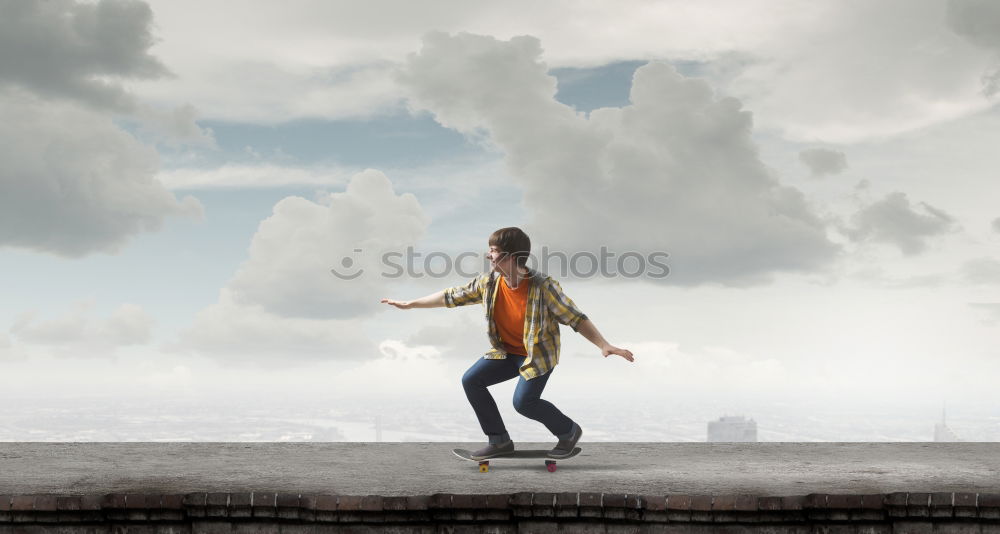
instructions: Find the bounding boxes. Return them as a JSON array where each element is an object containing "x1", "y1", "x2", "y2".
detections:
[{"x1": 381, "y1": 227, "x2": 634, "y2": 459}]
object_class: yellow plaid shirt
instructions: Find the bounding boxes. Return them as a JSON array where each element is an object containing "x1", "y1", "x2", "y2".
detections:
[{"x1": 443, "y1": 266, "x2": 588, "y2": 380}]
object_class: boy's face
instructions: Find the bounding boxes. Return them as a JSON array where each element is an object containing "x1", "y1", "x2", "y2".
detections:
[{"x1": 487, "y1": 245, "x2": 514, "y2": 274}]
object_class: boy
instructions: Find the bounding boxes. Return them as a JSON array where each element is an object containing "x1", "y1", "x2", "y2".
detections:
[{"x1": 381, "y1": 227, "x2": 634, "y2": 459}]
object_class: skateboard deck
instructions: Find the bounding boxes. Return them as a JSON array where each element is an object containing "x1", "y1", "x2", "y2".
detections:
[{"x1": 453, "y1": 447, "x2": 582, "y2": 472}]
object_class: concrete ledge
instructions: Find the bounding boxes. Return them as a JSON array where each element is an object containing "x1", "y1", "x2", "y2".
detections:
[{"x1": 2, "y1": 443, "x2": 999, "y2": 531}]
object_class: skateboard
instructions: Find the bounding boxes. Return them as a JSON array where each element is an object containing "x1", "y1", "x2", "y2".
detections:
[{"x1": 452, "y1": 447, "x2": 582, "y2": 472}]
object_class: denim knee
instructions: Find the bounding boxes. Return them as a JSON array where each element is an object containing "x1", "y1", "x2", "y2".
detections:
[
  {"x1": 461, "y1": 367, "x2": 480, "y2": 391},
  {"x1": 512, "y1": 392, "x2": 536, "y2": 415}
]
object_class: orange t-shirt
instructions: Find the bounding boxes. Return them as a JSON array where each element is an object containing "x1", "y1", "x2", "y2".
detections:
[{"x1": 493, "y1": 275, "x2": 530, "y2": 356}]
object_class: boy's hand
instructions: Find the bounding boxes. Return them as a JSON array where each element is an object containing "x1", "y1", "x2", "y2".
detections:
[
  {"x1": 601, "y1": 344, "x2": 634, "y2": 362},
  {"x1": 381, "y1": 298, "x2": 413, "y2": 310}
]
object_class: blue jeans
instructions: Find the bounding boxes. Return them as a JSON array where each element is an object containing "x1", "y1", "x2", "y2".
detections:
[{"x1": 462, "y1": 354, "x2": 577, "y2": 445}]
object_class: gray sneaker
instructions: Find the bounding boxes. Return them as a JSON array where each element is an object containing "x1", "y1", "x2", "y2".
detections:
[
  {"x1": 470, "y1": 440, "x2": 514, "y2": 460},
  {"x1": 549, "y1": 423, "x2": 582, "y2": 458}
]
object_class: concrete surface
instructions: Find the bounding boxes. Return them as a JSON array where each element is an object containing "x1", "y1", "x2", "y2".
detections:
[{"x1": 1, "y1": 442, "x2": 998, "y2": 496}]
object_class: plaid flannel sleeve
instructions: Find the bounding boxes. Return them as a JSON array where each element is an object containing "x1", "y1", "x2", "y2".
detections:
[
  {"x1": 443, "y1": 274, "x2": 487, "y2": 308},
  {"x1": 543, "y1": 279, "x2": 588, "y2": 332}
]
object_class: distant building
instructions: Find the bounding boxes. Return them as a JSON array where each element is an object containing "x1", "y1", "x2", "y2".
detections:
[
  {"x1": 708, "y1": 415, "x2": 757, "y2": 442},
  {"x1": 934, "y1": 406, "x2": 962, "y2": 442}
]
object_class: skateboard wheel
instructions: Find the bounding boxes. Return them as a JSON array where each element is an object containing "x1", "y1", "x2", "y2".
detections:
[
  {"x1": 545, "y1": 460, "x2": 557, "y2": 472},
  {"x1": 479, "y1": 461, "x2": 489, "y2": 473}
]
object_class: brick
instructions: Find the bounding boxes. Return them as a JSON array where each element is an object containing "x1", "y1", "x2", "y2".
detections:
[
  {"x1": 955, "y1": 493, "x2": 978, "y2": 519},
  {"x1": 250, "y1": 492, "x2": 276, "y2": 519},
  {"x1": 735, "y1": 494, "x2": 757, "y2": 512},
  {"x1": 758, "y1": 496, "x2": 782, "y2": 511},
  {"x1": 251, "y1": 492, "x2": 275, "y2": 508},
  {"x1": 428, "y1": 493, "x2": 454, "y2": 521},
  {"x1": 123, "y1": 494, "x2": 152, "y2": 521},
  {"x1": 907, "y1": 492, "x2": 931, "y2": 517},
  {"x1": 861, "y1": 494, "x2": 884, "y2": 510},
  {"x1": 206, "y1": 492, "x2": 228, "y2": 517},
  {"x1": 276, "y1": 493, "x2": 300, "y2": 509},
  {"x1": 10, "y1": 496, "x2": 34, "y2": 512},
  {"x1": 230, "y1": 492, "x2": 252, "y2": 518},
  {"x1": 689, "y1": 495, "x2": 712, "y2": 512},
  {"x1": 979, "y1": 494, "x2": 1000, "y2": 507},
  {"x1": 182, "y1": 493, "x2": 206, "y2": 508},
  {"x1": 642, "y1": 495, "x2": 667, "y2": 511},
  {"x1": 849, "y1": 509, "x2": 886, "y2": 522},
  {"x1": 955, "y1": 493, "x2": 977, "y2": 507},
  {"x1": 309, "y1": 495, "x2": 338, "y2": 512},
  {"x1": 828, "y1": 495, "x2": 862, "y2": 509},
  {"x1": 452, "y1": 494, "x2": 486, "y2": 509},
  {"x1": 712, "y1": 495, "x2": 736, "y2": 511},
  {"x1": 891, "y1": 521, "x2": 933, "y2": 534},
  {"x1": 781, "y1": 495, "x2": 805, "y2": 511},
  {"x1": 56, "y1": 496, "x2": 80, "y2": 511},
  {"x1": 33, "y1": 495, "x2": 57, "y2": 512},
  {"x1": 981, "y1": 493, "x2": 1000, "y2": 519},
  {"x1": 125, "y1": 494, "x2": 149, "y2": 509},
  {"x1": 406, "y1": 495, "x2": 431, "y2": 511},
  {"x1": 359, "y1": 495, "x2": 383, "y2": 513},
  {"x1": 579, "y1": 492, "x2": 602, "y2": 519},
  {"x1": 666, "y1": 494, "x2": 692, "y2": 512},
  {"x1": 485, "y1": 494, "x2": 509, "y2": 509},
  {"x1": 277, "y1": 493, "x2": 302, "y2": 521},
  {"x1": 532, "y1": 492, "x2": 556, "y2": 517},
  {"x1": 884, "y1": 492, "x2": 908, "y2": 507},
  {"x1": 429, "y1": 493, "x2": 453, "y2": 508},
  {"x1": 931, "y1": 492, "x2": 954, "y2": 518},
  {"x1": 602, "y1": 494, "x2": 626, "y2": 508},
  {"x1": 805, "y1": 493, "x2": 829, "y2": 509},
  {"x1": 555, "y1": 493, "x2": 578, "y2": 518},
  {"x1": 382, "y1": 496, "x2": 407, "y2": 511},
  {"x1": 104, "y1": 493, "x2": 127, "y2": 509},
  {"x1": 80, "y1": 495, "x2": 102, "y2": 511}
]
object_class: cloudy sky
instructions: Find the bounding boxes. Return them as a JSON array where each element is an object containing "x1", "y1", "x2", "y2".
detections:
[{"x1": 2, "y1": 0, "x2": 999, "y2": 441}]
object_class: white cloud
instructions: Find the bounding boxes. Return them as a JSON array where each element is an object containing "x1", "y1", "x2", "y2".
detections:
[
  {"x1": 173, "y1": 288, "x2": 375, "y2": 365},
  {"x1": 8, "y1": 301, "x2": 154, "y2": 357},
  {"x1": 961, "y1": 257, "x2": 1000, "y2": 284},
  {"x1": 157, "y1": 163, "x2": 356, "y2": 190},
  {"x1": 571, "y1": 340, "x2": 789, "y2": 396},
  {"x1": 845, "y1": 192, "x2": 957, "y2": 255},
  {"x1": 127, "y1": 0, "x2": 996, "y2": 142},
  {"x1": 993, "y1": 217, "x2": 1000, "y2": 234},
  {"x1": 0, "y1": 92, "x2": 203, "y2": 257},
  {"x1": 400, "y1": 32, "x2": 839, "y2": 286},
  {"x1": 799, "y1": 148, "x2": 848, "y2": 177},
  {"x1": 404, "y1": 311, "x2": 491, "y2": 360},
  {"x1": 0, "y1": 0, "x2": 167, "y2": 111},
  {"x1": 0, "y1": 0, "x2": 213, "y2": 145},
  {"x1": 726, "y1": 0, "x2": 995, "y2": 142},
  {"x1": 226, "y1": 169, "x2": 429, "y2": 319},
  {"x1": 969, "y1": 302, "x2": 1000, "y2": 325},
  {"x1": 947, "y1": 0, "x2": 1000, "y2": 96},
  {"x1": 174, "y1": 168, "x2": 429, "y2": 363}
]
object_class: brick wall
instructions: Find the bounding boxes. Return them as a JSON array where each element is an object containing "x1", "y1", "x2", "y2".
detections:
[{"x1": 1, "y1": 492, "x2": 998, "y2": 533}]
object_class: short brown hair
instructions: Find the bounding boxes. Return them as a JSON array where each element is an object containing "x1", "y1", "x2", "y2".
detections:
[{"x1": 489, "y1": 227, "x2": 531, "y2": 267}]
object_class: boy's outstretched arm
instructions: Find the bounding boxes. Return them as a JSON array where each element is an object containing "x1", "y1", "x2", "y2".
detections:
[
  {"x1": 381, "y1": 289, "x2": 446, "y2": 310},
  {"x1": 576, "y1": 319, "x2": 635, "y2": 362}
]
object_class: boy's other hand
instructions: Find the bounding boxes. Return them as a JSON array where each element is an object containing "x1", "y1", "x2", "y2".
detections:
[
  {"x1": 602, "y1": 345, "x2": 634, "y2": 362},
  {"x1": 381, "y1": 298, "x2": 413, "y2": 310}
]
